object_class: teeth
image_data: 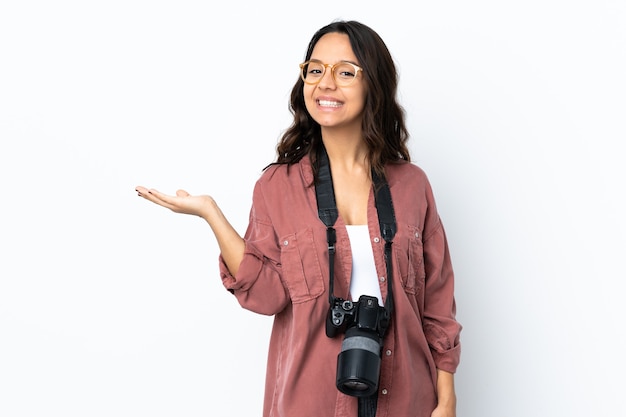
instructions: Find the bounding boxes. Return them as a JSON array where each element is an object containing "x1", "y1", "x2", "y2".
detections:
[{"x1": 318, "y1": 100, "x2": 342, "y2": 108}]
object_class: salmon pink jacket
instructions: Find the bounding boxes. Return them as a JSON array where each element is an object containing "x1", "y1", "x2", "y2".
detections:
[{"x1": 219, "y1": 155, "x2": 462, "y2": 417}]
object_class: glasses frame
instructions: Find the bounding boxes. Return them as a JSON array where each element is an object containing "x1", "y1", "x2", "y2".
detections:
[{"x1": 299, "y1": 60, "x2": 363, "y2": 87}]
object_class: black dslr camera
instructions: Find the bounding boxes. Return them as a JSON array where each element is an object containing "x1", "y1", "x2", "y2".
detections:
[{"x1": 326, "y1": 294, "x2": 391, "y2": 397}]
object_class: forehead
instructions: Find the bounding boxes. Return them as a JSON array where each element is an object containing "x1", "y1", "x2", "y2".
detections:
[{"x1": 310, "y1": 32, "x2": 357, "y2": 63}]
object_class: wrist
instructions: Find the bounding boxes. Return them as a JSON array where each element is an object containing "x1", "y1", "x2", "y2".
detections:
[{"x1": 437, "y1": 393, "x2": 456, "y2": 407}]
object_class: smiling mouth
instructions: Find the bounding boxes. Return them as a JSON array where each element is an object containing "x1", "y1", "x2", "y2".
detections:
[{"x1": 317, "y1": 99, "x2": 342, "y2": 108}]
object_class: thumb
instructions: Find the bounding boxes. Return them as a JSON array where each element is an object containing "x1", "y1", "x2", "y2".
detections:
[{"x1": 176, "y1": 189, "x2": 190, "y2": 197}]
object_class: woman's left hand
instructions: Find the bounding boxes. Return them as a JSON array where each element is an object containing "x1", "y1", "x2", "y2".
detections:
[{"x1": 431, "y1": 404, "x2": 455, "y2": 417}]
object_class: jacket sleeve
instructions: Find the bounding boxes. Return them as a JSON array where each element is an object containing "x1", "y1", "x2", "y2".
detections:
[
  {"x1": 219, "y1": 179, "x2": 290, "y2": 316},
  {"x1": 421, "y1": 190, "x2": 462, "y2": 373}
]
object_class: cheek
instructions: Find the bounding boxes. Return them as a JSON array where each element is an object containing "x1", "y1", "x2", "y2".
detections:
[
  {"x1": 303, "y1": 85, "x2": 316, "y2": 111},
  {"x1": 355, "y1": 90, "x2": 368, "y2": 114}
]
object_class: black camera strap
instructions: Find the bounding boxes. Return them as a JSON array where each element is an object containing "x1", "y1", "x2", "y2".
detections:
[
  {"x1": 315, "y1": 145, "x2": 396, "y2": 417},
  {"x1": 315, "y1": 145, "x2": 396, "y2": 333}
]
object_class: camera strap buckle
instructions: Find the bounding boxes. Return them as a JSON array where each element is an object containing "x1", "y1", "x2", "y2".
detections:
[{"x1": 327, "y1": 227, "x2": 336, "y2": 254}]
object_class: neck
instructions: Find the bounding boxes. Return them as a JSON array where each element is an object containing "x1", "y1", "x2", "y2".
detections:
[{"x1": 321, "y1": 132, "x2": 369, "y2": 173}]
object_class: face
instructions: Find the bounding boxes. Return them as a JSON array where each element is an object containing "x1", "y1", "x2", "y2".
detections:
[{"x1": 303, "y1": 32, "x2": 367, "y2": 132}]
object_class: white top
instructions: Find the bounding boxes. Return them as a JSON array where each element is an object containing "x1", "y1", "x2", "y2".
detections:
[{"x1": 345, "y1": 225, "x2": 384, "y2": 306}]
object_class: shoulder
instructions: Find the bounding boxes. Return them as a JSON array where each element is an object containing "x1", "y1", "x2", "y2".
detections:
[
  {"x1": 258, "y1": 162, "x2": 288, "y2": 182},
  {"x1": 385, "y1": 160, "x2": 431, "y2": 188},
  {"x1": 257, "y1": 156, "x2": 313, "y2": 185},
  {"x1": 385, "y1": 160, "x2": 440, "y2": 211},
  {"x1": 384, "y1": 161, "x2": 443, "y2": 233}
]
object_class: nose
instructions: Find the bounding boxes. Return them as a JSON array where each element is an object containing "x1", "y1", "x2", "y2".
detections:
[{"x1": 317, "y1": 65, "x2": 337, "y2": 89}]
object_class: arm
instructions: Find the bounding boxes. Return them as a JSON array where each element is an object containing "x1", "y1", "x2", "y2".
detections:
[
  {"x1": 431, "y1": 369, "x2": 456, "y2": 417},
  {"x1": 418, "y1": 181, "x2": 461, "y2": 416},
  {"x1": 135, "y1": 186, "x2": 244, "y2": 276}
]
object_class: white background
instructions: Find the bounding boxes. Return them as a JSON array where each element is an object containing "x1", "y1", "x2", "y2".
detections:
[{"x1": 1, "y1": 1, "x2": 625, "y2": 416}]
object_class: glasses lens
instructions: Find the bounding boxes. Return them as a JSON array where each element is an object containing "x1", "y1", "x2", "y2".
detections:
[
  {"x1": 301, "y1": 61, "x2": 325, "y2": 84},
  {"x1": 333, "y1": 63, "x2": 358, "y2": 86}
]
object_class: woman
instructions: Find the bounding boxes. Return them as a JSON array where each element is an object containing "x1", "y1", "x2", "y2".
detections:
[{"x1": 136, "y1": 20, "x2": 461, "y2": 417}]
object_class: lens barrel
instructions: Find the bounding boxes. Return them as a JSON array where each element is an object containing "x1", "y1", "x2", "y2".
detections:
[{"x1": 336, "y1": 327, "x2": 382, "y2": 397}]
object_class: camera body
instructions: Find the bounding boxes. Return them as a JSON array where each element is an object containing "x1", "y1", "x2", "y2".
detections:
[{"x1": 326, "y1": 294, "x2": 390, "y2": 397}]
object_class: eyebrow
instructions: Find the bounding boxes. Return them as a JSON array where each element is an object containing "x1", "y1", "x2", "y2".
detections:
[{"x1": 308, "y1": 58, "x2": 361, "y2": 66}]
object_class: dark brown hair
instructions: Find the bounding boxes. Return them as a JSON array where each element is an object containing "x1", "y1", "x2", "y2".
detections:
[{"x1": 271, "y1": 20, "x2": 410, "y2": 178}]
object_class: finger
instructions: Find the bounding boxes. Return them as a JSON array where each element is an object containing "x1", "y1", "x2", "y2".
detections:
[
  {"x1": 135, "y1": 186, "x2": 157, "y2": 200},
  {"x1": 146, "y1": 188, "x2": 177, "y2": 206},
  {"x1": 135, "y1": 186, "x2": 166, "y2": 201},
  {"x1": 135, "y1": 187, "x2": 176, "y2": 209},
  {"x1": 135, "y1": 186, "x2": 161, "y2": 201}
]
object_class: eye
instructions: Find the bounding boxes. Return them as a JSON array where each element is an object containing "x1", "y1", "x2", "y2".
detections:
[
  {"x1": 335, "y1": 63, "x2": 357, "y2": 80},
  {"x1": 305, "y1": 62, "x2": 324, "y2": 79}
]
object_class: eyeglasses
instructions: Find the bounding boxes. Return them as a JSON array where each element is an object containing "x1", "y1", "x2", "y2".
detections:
[{"x1": 299, "y1": 60, "x2": 363, "y2": 87}]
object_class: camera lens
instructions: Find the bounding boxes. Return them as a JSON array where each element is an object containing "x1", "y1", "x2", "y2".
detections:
[
  {"x1": 342, "y1": 381, "x2": 370, "y2": 391},
  {"x1": 335, "y1": 327, "x2": 382, "y2": 397}
]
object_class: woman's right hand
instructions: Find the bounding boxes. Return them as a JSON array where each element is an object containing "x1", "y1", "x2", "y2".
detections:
[{"x1": 135, "y1": 186, "x2": 215, "y2": 220}]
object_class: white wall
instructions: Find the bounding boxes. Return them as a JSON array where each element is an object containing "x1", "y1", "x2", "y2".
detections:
[{"x1": 1, "y1": 1, "x2": 624, "y2": 416}]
